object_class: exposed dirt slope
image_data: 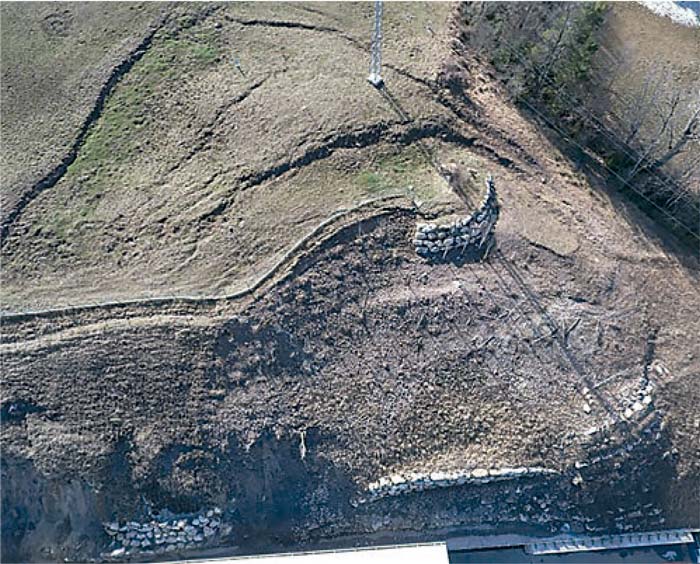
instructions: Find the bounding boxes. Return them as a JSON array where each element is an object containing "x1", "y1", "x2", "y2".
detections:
[{"x1": 1, "y1": 2, "x2": 699, "y2": 563}]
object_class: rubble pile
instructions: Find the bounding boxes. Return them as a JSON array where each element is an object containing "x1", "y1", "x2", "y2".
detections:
[
  {"x1": 414, "y1": 177, "x2": 499, "y2": 258},
  {"x1": 103, "y1": 507, "x2": 224, "y2": 559}
]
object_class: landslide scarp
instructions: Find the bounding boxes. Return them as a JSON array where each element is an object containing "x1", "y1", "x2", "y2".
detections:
[
  {"x1": 2, "y1": 2, "x2": 699, "y2": 563},
  {"x1": 3, "y1": 205, "x2": 698, "y2": 560}
]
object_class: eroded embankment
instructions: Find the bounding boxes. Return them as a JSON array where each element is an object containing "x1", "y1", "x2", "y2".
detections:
[
  {"x1": 3, "y1": 5, "x2": 698, "y2": 561},
  {"x1": 0, "y1": 196, "x2": 414, "y2": 342},
  {"x1": 2, "y1": 205, "x2": 688, "y2": 561}
]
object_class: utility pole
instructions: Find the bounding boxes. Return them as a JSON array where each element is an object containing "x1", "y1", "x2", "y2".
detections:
[{"x1": 368, "y1": 0, "x2": 383, "y2": 87}]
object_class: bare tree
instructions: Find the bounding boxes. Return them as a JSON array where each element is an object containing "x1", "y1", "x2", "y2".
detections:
[
  {"x1": 653, "y1": 101, "x2": 700, "y2": 169},
  {"x1": 624, "y1": 85, "x2": 683, "y2": 181}
]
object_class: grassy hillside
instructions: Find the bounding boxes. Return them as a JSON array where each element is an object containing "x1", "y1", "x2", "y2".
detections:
[
  {"x1": 2, "y1": 2, "x2": 464, "y2": 312},
  {"x1": 0, "y1": 2, "x2": 166, "y2": 222}
]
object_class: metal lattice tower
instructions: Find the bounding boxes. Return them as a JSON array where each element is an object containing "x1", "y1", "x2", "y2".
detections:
[{"x1": 368, "y1": 0, "x2": 383, "y2": 87}]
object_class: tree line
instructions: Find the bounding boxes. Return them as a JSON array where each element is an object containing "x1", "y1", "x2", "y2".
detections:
[{"x1": 458, "y1": 2, "x2": 699, "y2": 243}]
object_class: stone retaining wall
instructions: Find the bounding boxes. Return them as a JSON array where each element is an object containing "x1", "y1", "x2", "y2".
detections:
[
  {"x1": 414, "y1": 177, "x2": 499, "y2": 258},
  {"x1": 579, "y1": 364, "x2": 659, "y2": 441},
  {"x1": 353, "y1": 466, "x2": 558, "y2": 505},
  {"x1": 102, "y1": 506, "x2": 225, "y2": 559}
]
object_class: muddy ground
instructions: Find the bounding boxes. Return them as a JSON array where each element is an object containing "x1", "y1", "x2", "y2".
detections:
[{"x1": 1, "y1": 2, "x2": 699, "y2": 563}]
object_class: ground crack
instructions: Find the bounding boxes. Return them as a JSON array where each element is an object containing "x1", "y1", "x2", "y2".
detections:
[
  {"x1": 239, "y1": 120, "x2": 478, "y2": 190},
  {"x1": 0, "y1": 5, "x2": 228, "y2": 246},
  {"x1": 225, "y1": 14, "x2": 433, "y2": 92},
  {"x1": 184, "y1": 118, "x2": 518, "y2": 224},
  {"x1": 224, "y1": 15, "x2": 342, "y2": 34},
  {"x1": 0, "y1": 16, "x2": 169, "y2": 246},
  {"x1": 163, "y1": 76, "x2": 269, "y2": 178}
]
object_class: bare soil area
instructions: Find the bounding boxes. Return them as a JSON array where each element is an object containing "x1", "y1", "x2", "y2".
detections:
[{"x1": 1, "y1": 2, "x2": 698, "y2": 563}]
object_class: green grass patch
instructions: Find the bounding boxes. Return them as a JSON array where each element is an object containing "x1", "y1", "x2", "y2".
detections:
[
  {"x1": 63, "y1": 22, "x2": 223, "y2": 217},
  {"x1": 355, "y1": 146, "x2": 441, "y2": 199},
  {"x1": 43, "y1": 211, "x2": 74, "y2": 242},
  {"x1": 357, "y1": 170, "x2": 391, "y2": 194}
]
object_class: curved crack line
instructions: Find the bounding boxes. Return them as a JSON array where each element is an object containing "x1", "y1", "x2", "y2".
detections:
[
  {"x1": 239, "y1": 120, "x2": 479, "y2": 189},
  {"x1": 190, "y1": 119, "x2": 481, "y2": 223},
  {"x1": 157, "y1": 117, "x2": 518, "y2": 239},
  {"x1": 0, "y1": 4, "x2": 226, "y2": 246},
  {"x1": 434, "y1": 92, "x2": 541, "y2": 169},
  {"x1": 155, "y1": 120, "x2": 469, "y2": 233},
  {"x1": 223, "y1": 13, "x2": 536, "y2": 169},
  {"x1": 224, "y1": 15, "x2": 343, "y2": 34},
  {"x1": 162, "y1": 76, "x2": 269, "y2": 179},
  {"x1": 223, "y1": 14, "x2": 434, "y2": 91},
  {"x1": 0, "y1": 16, "x2": 169, "y2": 246}
]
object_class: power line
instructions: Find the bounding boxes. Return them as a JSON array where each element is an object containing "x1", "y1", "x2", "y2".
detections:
[
  {"x1": 493, "y1": 29, "x2": 700, "y2": 212},
  {"x1": 366, "y1": 6, "x2": 697, "y2": 240},
  {"x1": 489, "y1": 29, "x2": 700, "y2": 239},
  {"x1": 515, "y1": 89, "x2": 700, "y2": 242},
  {"x1": 463, "y1": 13, "x2": 699, "y2": 240}
]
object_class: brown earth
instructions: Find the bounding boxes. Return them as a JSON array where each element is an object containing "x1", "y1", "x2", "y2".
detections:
[{"x1": 1, "y1": 2, "x2": 699, "y2": 563}]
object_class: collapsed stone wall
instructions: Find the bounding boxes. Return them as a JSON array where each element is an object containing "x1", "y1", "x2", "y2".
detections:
[
  {"x1": 354, "y1": 364, "x2": 665, "y2": 514},
  {"x1": 414, "y1": 177, "x2": 499, "y2": 258}
]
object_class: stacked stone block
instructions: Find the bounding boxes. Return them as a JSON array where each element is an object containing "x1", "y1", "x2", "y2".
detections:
[
  {"x1": 414, "y1": 177, "x2": 499, "y2": 258},
  {"x1": 354, "y1": 466, "x2": 558, "y2": 505},
  {"x1": 103, "y1": 507, "x2": 223, "y2": 559}
]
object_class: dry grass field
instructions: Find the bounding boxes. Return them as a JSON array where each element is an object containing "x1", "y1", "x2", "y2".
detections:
[{"x1": 2, "y1": 2, "x2": 461, "y2": 311}]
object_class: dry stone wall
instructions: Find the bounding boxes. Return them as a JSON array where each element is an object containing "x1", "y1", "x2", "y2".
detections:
[
  {"x1": 102, "y1": 506, "x2": 226, "y2": 560},
  {"x1": 579, "y1": 363, "x2": 660, "y2": 441},
  {"x1": 414, "y1": 177, "x2": 499, "y2": 258},
  {"x1": 353, "y1": 466, "x2": 558, "y2": 506}
]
